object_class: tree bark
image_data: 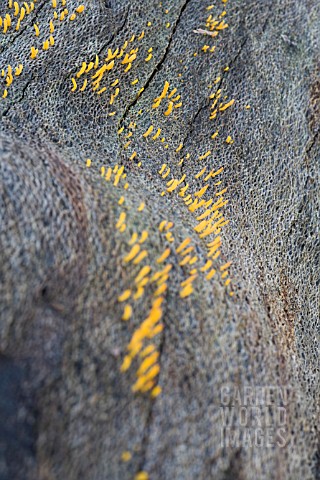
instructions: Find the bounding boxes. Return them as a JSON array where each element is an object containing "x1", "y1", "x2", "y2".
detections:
[{"x1": 0, "y1": 1, "x2": 319, "y2": 479}]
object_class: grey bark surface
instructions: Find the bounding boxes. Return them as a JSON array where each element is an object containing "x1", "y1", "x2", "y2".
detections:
[{"x1": 0, "y1": 0, "x2": 319, "y2": 479}]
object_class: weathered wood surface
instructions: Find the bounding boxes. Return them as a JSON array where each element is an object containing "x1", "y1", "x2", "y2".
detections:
[{"x1": 0, "y1": 0, "x2": 319, "y2": 479}]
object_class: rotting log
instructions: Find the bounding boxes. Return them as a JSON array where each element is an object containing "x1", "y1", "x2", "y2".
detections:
[{"x1": 0, "y1": 1, "x2": 319, "y2": 479}]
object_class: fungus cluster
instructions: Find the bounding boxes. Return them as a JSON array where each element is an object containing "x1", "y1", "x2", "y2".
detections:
[{"x1": 2, "y1": 0, "x2": 239, "y2": 474}]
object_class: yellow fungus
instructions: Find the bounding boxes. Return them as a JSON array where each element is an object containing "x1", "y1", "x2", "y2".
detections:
[
  {"x1": 143, "y1": 125, "x2": 154, "y2": 138},
  {"x1": 85, "y1": 159, "x2": 91, "y2": 167},
  {"x1": 207, "y1": 242, "x2": 221, "y2": 257},
  {"x1": 220, "y1": 261, "x2": 232, "y2": 271},
  {"x1": 159, "y1": 220, "x2": 167, "y2": 232},
  {"x1": 139, "y1": 231, "x2": 149, "y2": 244},
  {"x1": 71, "y1": 77, "x2": 77, "y2": 91},
  {"x1": 164, "y1": 101, "x2": 173, "y2": 116},
  {"x1": 159, "y1": 81, "x2": 169, "y2": 99},
  {"x1": 195, "y1": 185, "x2": 209, "y2": 198},
  {"x1": 176, "y1": 238, "x2": 191, "y2": 254},
  {"x1": 79, "y1": 78, "x2": 87, "y2": 91},
  {"x1": 200, "y1": 260, "x2": 213, "y2": 272},
  {"x1": 180, "y1": 284, "x2": 193, "y2": 298},
  {"x1": 76, "y1": 5, "x2": 85, "y2": 13},
  {"x1": 13, "y1": 2, "x2": 19, "y2": 15},
  {"x1": 69, "y1": 13, "x2": 76, "y2": 21},
  {"x1": 49, "y1": 35, "x2": 54, "y2": 46},
  {"x1": 116, "y1": 211, "x2": 126, "y2": 229},
  {"x1": 30, "y1": 46, "x2": 38, "y2": 59},
  {"x1": 138, "y1": 202, "x2": 145, "y2": 211},
  {"x1": 135, "y1": 269, "x2": 151, "y2": 288},
  {"x1": 176, "y1": 143, "x2": 183, "y2": 152},
  {"x1": 206, "y1": 167, "x2": 223, "y2": 181},
  {"x1": 133, "y1": 250, "x2": 148, "y2": 265},
  {"x1": 151, "y1": 385, "x2": 162, "y2": 397},
  {"x1": 145, "y1": 53, "x2": 153, "y2": 62},
  {"x1": 168, "y1": 88, "x2": 177, "y2": 99},
  {"x1": 195, "y1": 167, "x2": 207, "y2": 179},
  {"x1": 122, "y1": 305, "x2": 132, "y2": 321},
  {"x1": 162, "y1": 167, "x2": 170, "y2": 178},
  {"x1": 43, "y1": 39, "x2": 49, "y2": 50},
  {"x1": 118, "y1": 290, "x2": 131, "y2": 302},
  {"x1": 152, "y1": 128, "x2": 161, "y2": 140},
  {"x1": 124, "y1": 244, "x2": 140, "y2": 263},
  {"x1": 159, "y1": 164, "x2": 167, "y2": 174},
  {"x1": 121, "y1": 451, "x2": 132, "y2": 462},
  {"x1": 135, "y1": 472, "x2": 149, "y2": 480},
  {"x1": 33, "y1": 23, "x2": 39, "y2": 36},
  {"x1": 181, "y1": 274, "x2": 197, "y2": 287},
  {"x1": 106, "y1": 59, "x2": 115, "y2": 70},
  {"x1": 206, "y1": 269, "x2": 216, "y2": 280},
  {"x1": 131, "y1": 78, "x2": 139, "y2": 85},
  {"x1": 137, "y1": 352, "x2": 159, "y2": 377},
  {"x1": 76, "y1": 62, "x2": 87, "y2": 78},
  {"x1": 156, "y1": 248, "x2": 170, "y2": 264},
  {"x1": 19, "y1": 6, "x2": 25, "y2": 21},
  {"x1": 84, "y1": 62, "x2": 93, "y2": 73},
  {"x1": 97, "y1": 86, "x2": 106, "y2": 95},
  {"x1": 174, "y1": 102, "x2": 182, "y2": 108},
  {"x1": 226, "y1": 135, "x2": 233, "y2": 144},
  {"x1": 127, "y1": 234, "x2": 138, "y2": 247},
  {"x1": 138, "y1": 30, "x2": 145, "y2": 40},
  {"x1": 211, "y1": 131, "x2": 219, "y2": 140},
  {"x1": 217, "y1": 20, "x2": 229, "y2": 30},
  {"x1": 198, "y1": 150, "x2": 211, "y2": 160},
  {"x1": 165, "y1": 232, "x2": 174, "y2": 242},
  {"x1": 120, "y1": 355, "x2": 132, "y2": 372},
  {"x1": 216, "y1": 187, "x2": 227, "y2": 196},
  {"x1": 2, "y1": 89, "x2": 8, "y2": 99},
  {"x1": 219, "y1": 99, "x2": 235, "y2": 111},
  {"x1": 14, "y1": 64, "x2": 23, "y2": 76},
  {"x1": 140, "y1": 345, "x2": 156, "y2": 358}
]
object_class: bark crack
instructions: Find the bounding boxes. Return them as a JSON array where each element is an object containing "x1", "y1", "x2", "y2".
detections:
[
  {"x1": 119, "y1": 0, "x2": 192, "y2": 129},
  {"x1": 179, "y1": 35, "x2": 249, "y2": 180}
]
